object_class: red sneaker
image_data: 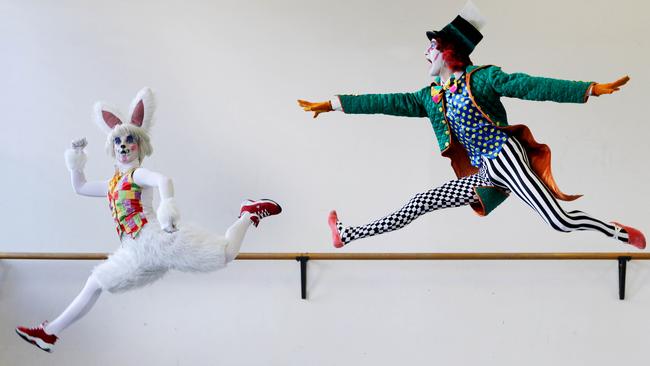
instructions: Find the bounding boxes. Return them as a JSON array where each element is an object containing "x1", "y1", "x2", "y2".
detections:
[
  {"x1": 240, "y1": 199, "x2": 282, "y2": 227},
  {"x1": 15, "y1": 321, "x2": 58, "y2": 352},
  {"x1": 612, "y1": 222, "x2": 646, "y2": 249},
  {"x1": 328, "y1": 210, "x2": 345, "y2": 248}
]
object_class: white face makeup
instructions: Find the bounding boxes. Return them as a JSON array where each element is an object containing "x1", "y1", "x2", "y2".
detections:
[
  {"x1": 425, "y1": 40, "x2": 444, "y2": 77},
  {"x1": 113, "y1": 133, "x2": 140, "y2": 164}
]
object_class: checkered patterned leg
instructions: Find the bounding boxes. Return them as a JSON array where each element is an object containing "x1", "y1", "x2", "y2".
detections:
[{"x1": 338, "y1": 173, "x2": 490, "y2": 245}]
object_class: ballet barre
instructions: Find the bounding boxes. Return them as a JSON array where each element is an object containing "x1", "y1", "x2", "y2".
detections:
[{"x1": 2, "y1": 252, "x2": 650, "y2": 300}]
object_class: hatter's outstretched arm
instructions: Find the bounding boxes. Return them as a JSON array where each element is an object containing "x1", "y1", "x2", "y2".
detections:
[
  {"x1": 486, "y1": 66, "x2": 604, "y2": 103},
  {"x1": 298, "y1": 87, "x2": 430, "y2": 119}
]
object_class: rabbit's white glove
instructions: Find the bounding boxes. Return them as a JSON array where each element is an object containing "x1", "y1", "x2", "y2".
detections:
[
  {"x1": 64, "y1": 138, "x2": 88, "y2": 172},
  {"x1": 157, "y1": 197, "x2": 180, "y2": 233}
]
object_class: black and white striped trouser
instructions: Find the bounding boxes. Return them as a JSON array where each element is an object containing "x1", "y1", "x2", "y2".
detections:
[
  {"x1": 338, "y1": 137, "x2": 627, "y2": 245},
  {"x1": 483, "y1": 137, "x2": 627, "y2": 242}
]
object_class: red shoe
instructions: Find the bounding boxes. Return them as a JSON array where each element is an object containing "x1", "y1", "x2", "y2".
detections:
[
  {"x1": 612, "y1": 222, "x2": 646, "y2": 249},
  {"x1": 328, "y1": 210, "x2": 345, "y2": 248},
  {"x1": 15, "y1": 321, "x2": 58, "y2": 352},
  {"x1": 240, "y1": 199, "x2": 282, "y2": 227}
]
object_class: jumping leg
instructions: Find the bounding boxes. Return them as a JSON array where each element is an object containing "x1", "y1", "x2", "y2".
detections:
[
  {"x1": 330, "y1": 172, "x2": 490, "y2": 247},
  {"x1": 224, "y1": 213, "x2": 253, "y2": 262},
  {"x1": 44, "y1": 275, "x2": 103, "y2": 336},
  {"x1": 224, "y1": 198, "x2": 283, "y2": 260},
  {"x1": 484, "y1": 137, "x2": 645, "y2": 248}
]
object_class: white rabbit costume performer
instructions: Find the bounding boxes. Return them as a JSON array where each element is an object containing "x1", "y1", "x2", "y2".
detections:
[{"x1": 15, "y1": 88, "x2": 282, "y2": 352}]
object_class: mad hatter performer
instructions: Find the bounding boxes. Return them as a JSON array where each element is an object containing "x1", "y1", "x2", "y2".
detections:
[
  {"x1": 15, "y1": 87, "x2": 282, "y2": 352},
  {"x1": 298, "y1": 1, "x2": 645, "y2": 249}
]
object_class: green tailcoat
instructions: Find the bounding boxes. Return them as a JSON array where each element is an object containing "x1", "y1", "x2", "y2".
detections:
[{"x1": 338, "y1": 65, "x2": 593, "y2": 216}]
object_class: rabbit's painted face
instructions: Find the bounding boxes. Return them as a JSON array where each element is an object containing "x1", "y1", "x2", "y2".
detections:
[{"x1": 113, "y1": 133, "x2": 139, "y2": 164}]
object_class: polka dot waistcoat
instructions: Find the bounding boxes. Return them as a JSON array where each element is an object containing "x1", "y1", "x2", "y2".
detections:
[{"x1": 444, "y1": 75, "x2": 509, "y2": 167}]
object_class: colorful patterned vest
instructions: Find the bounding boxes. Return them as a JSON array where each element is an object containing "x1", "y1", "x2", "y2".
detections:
[{"x1": 108, "y1": 168, "x2": 148, "y2": 239}]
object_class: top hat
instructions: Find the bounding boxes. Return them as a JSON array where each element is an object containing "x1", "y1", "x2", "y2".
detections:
[{"x1": 426, "y1": 1, "x2": 485, "y2": 55}]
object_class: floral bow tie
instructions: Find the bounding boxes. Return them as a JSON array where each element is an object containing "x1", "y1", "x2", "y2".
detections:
[{"x1": 431, "y1": 77, "x2": 461, "y2": 104}]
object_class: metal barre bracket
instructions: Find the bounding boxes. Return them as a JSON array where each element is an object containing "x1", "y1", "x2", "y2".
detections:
[
  {"x1": 618, "y1": 256, "x2": 631, "y2": 300},
  {"x1": 296, "y1": 256, "x2": 309, "y2": 300}
]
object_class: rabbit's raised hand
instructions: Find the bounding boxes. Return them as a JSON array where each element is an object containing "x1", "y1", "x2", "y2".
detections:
[
  {"x1": 71, "y1": 137, "x2": 88, "y2": 150},
  {"x1": 65, "y1": 137, "x2": 88, "y2": 172}
]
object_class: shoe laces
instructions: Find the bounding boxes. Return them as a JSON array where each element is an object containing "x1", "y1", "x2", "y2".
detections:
[
  {"x1": 613, "y1": 224, "x2": 622, "y2": 240},
  {"x1": 23, "y1": 322, "x2": 47, "y2": 332},
  {"x1": 257, "y1": 209, "x2": 271, "y2": 218}
]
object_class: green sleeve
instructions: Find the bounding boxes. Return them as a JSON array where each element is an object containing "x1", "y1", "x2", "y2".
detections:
[
  {"x1": 487, "y1": 66, "x2": 594, "y2": 103},
  {"x1": 337, "y1": 87, "x2": 430, "y2": 117}
]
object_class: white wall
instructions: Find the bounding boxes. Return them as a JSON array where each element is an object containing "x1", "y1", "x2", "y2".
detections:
[{"x1": 1, "y1": 0, "x2": 649, "y2": 364}]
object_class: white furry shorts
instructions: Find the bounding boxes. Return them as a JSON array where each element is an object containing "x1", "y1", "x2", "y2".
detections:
[{"x1": 92, "y1": 223, "x2": 228, "y2": 293}]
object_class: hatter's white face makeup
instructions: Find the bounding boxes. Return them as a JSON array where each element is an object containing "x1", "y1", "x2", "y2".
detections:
[{"x1": 426, "y1": 40, "x2": 443, "y2": 77}]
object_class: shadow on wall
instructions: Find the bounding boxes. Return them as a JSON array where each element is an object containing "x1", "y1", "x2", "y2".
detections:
[{"x1": 629, "y1": 261, "x2": 650, "y2": 299}]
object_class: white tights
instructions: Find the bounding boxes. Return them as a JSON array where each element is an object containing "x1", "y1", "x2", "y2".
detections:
[
  {"x1": 44, "y1": 215, "x2": 252, "y2": 336},
  {"x1": 224, "y1": 213, "x2": 252, "y2": 262},
  {"x1": 44, "y1": 275, "x2": 102, "y2": 335}
]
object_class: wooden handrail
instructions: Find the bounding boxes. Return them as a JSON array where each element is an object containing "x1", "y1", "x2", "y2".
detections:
[
  {"x1": 1, "y1": 252, "x2": 650, "y2": 260},
  {"x1": 1, "y1": 251, "x2": 647, "y2": 300}
]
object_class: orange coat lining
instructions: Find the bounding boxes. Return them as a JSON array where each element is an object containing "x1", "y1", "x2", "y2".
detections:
[{"x1": 462, "y1": 66, "x2": 581, "y2": 202}]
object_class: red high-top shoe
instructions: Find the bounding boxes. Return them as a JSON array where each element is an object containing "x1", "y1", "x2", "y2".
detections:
[
  {"x1": 15, "y1": 321, "x2": 58, "y2": 352},
  {"x1": 240, "y1": 199, "x2": 282, "y2": 227},
  {"x1": 612, "y1": 222, "x2": 646, "y2": 249}
]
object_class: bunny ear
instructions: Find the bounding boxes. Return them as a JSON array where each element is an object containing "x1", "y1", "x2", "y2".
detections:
[
  {"x1": 93, "y1": 102, "x2": 125, "y2": 134},
  {"x1": 128, "y1": 87, "x2": 155, "y2": 130}
]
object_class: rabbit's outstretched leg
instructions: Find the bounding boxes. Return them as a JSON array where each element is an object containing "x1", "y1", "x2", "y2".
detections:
[
  {"x1": 224, "y1": 199, "x2": 283, "y2": 261},
  {"x1": 224, "y1": 213, "x2": 253, "y2": 262},
  {"x1": 45, "y1": 275, "x2": 103, "y2": 335}
]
